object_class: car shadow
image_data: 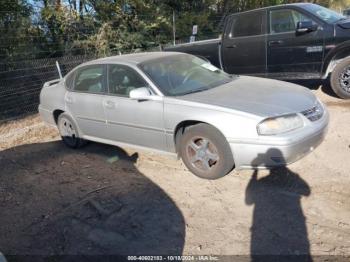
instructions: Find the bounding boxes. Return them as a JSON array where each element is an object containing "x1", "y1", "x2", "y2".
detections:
[
  {"x1": 287, "y1": 79, "x2": 338, "y2": 98},
  {"x1": 0, "y1": 141, "x2": 185, "y2": 257},
  {"x1": 245, "y1": 148, "x2": 312, "y2": 261}
]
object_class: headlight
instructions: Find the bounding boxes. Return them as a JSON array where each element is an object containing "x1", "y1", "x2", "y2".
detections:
[{"x1": 257, "y1": 114, "x2": 304, "y2": 135}]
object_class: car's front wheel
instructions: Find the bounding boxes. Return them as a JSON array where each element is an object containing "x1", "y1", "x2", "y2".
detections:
[
  {"x1": 57, "y1": 113, "x2": 86, "y2": 148},
  {"x1": 330, "y1": 57, "x2": 350, "y2": 99},
  {"x1": 179, "y1": 123, "x2": 234, "y2": 179}
]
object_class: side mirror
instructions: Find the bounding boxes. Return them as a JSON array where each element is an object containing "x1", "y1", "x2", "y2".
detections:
[
  {"x1": 296, "y1": 21, "x2": 318, "y2": 34},
  {"x1": 129, "y1": 87, "x2": 162, "y2": 101}
]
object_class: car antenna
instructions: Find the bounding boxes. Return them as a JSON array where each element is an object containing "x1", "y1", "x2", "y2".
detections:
[{"x1": 56, "y1": 61, "x2": 63, "y2": 79}]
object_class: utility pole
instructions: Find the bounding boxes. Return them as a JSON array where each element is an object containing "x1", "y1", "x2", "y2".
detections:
[{"x1": 173, "y1": 10, "x2": 176, "y2": 46}]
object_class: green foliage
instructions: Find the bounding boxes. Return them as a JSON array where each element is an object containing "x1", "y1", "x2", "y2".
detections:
[
  {"x1": 1, "y1": 0, "x2": 349, "y2": 61},
  {"x1": 0, "y1": 0, "x2": 33, "y2": 61}
]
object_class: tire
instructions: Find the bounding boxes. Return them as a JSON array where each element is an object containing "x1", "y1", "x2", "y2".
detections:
[
  {"x1": 179, "y1": 123, "x2": 234, "y2": 179},
  {"x1": 57, "y1": 113, "x2": 86, "y2": 149},
  {"x1": 330, "y1": 56, "x2": 350, "y2": 99}
]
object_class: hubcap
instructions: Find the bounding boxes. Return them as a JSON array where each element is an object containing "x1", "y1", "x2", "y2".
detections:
[
  {"x1": 186, "y1": 137, "x2": 219, "y2": 172},
  {"x1": 59, "y1": 118, "x2": 77, "y2": 144},
  {"x1": 339, "y1": 66, "x2": 350, "y2": 93}
]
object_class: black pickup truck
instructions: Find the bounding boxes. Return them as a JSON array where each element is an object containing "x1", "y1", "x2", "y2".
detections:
[{"x1": 166, "y1": 3, "x2": 350, "y2": 99}]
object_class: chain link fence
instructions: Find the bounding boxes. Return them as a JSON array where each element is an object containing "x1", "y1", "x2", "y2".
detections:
[
  {"x1": 0, "y1": 54, "x2": 97, "y2": 123},
  {"x1": 0, "y1": 45, "x2": 169, "y2": 125}
]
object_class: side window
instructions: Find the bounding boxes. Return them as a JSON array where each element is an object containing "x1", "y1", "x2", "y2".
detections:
[
  {"x1": 231, "y1": 11, "x2": 265, "y2": 37},
  {"x1": 224, "y1": 16, "x2": 234, "y2": 37},
  {"x1": 74, "y1": 65, "x2": 105, "y2": 93},
  {"x1": 108, "y1": 64, "x2": 148, "y2": 97},
  {"x1": 270, "y1": 9, "x2": 313, "y2": 34}
]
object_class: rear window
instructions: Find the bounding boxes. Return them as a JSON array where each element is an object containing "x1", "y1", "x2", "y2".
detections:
[
  {"x1": 230, "y1": 11, "x2": 265, "y2": 37},
  {"x1": 74, "y1": 65, "x2": 105, "y2": 94}
]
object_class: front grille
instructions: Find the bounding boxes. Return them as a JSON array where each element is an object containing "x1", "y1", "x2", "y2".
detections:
[{"x1": 301, "y1": 102, "x2": 324, "y2": 122}]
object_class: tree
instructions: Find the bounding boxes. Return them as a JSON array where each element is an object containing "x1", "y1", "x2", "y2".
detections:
[{"x1": 0, "y1": 0, "x2": 34, "y2": 61}]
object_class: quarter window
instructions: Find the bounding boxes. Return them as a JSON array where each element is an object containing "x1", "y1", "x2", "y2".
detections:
[
  {"x1": 74, "y1": 65, "x2": 105, "y2": 93},
  {"x1": 270, "y1": 9, "x2": 313, "y2": 34},
  {"x1": 231, "y1": 11, "x2": 265, "y2": 37},
  {"x1": 108, "y1": 64, "x2": 148, "y2": 97}
]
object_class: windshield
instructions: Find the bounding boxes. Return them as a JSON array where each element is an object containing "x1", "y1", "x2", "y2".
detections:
[
  {"x1": 304, "y1": 4, "x2": 345, "y2": 23},
  {"x1": 138, "y1": 54, "x2": 233, "y2": 96}
]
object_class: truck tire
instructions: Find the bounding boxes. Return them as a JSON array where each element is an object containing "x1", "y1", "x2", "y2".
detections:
[
  {"x1": 330, "y1": 56, "x2": 350, "y2": 99},
  {"x1": 179, "y1": 123, "x2": 234, "y2": 180}
]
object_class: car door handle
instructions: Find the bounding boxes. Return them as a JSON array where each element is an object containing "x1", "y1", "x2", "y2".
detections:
[
  {"x1": 269, "y1": 40, "x2": 284, "y2": 46},
  {"x1": 103, "y1": 100, "x2": 115, "y2": 109},
  {"x1": 226, "y1": 44, "x2": 237, "y2": 48}
]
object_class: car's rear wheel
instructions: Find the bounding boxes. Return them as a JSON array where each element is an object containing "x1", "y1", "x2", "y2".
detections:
[
  {"x1": 330, "y1": 57, "x2": 350, "y2": 99},
  {"x1": 57, "y1": 113, "x2": 86, "y2": 148},
  {"x1": 179, "y1": 123, "x2": 234, "y2": 179}
]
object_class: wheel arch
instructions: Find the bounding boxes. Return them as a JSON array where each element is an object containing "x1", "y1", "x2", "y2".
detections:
[
  {"x1": 173, "y1": 120, "x2": 230, "y2": 156},
  {"x1": 54, "y1": 110, "x2": 86, "y2": 140},
  {"x1": 53, "y1": 109, "x2": 65, "y2": 124},
  {"x1": 322, "y1": 41, "x2": 350, "y2": 78}
]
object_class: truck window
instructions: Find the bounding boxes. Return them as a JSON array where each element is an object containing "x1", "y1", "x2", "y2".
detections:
[
  {"x1": 230, "y1": 11, "x2": 265, "y2": 38},
  {"x1": 344, "y1": 9, "x2": 350, "y2": 17},
  {"x1": 270, "y1": 9, "x2": 313, "y2": 34}
]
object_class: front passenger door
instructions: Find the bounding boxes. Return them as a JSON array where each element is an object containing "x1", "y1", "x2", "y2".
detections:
[
  {"x1": 104, "y1": 64, "x2": 166, "y2": 151},
  {"x1": 267, "y1": 8, "x2": 324, "y2": 78}
]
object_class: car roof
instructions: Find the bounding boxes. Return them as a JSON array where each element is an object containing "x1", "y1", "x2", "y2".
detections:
[
  {"x1": 227, "y1": 2, "x2": 315, "y2": 16},
  {"x1": 81, "y1": 51, "x2": 182, "y2": 67}
]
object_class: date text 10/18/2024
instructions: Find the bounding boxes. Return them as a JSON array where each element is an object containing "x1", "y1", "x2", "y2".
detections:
[{"x1": 127, "y1": 255, "x2": 219, "y2": 261}]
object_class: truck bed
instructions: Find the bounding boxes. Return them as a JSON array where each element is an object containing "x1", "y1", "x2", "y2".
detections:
[{"x1": 164, "y1": 38, "x2": 222, "y2": 69}]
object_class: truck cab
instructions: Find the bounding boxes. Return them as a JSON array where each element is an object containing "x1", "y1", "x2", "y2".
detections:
[
  {"x1": 222, "y1": 4, "x2": 326, "y2": 79},
  {"x1": 166, "y1": 3, "x2": 350, "y2": 99}
]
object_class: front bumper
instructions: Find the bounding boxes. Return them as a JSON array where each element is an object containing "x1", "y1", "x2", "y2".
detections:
[{"x1": 229, "y1": 110, "x2": 329, "y2": 169}]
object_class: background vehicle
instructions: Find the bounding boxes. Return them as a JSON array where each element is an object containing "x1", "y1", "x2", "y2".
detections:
[
  {"x1": 165, "y1": 3, "x2": 350, "y2": 99},
  {"x1": 39, "y1": 52, "x2": 328, "y2": 180}
]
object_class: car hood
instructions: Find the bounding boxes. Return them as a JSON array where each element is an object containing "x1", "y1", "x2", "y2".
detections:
[{"x1": 179, "y1": 76, "x2": 317, "y2": 117}]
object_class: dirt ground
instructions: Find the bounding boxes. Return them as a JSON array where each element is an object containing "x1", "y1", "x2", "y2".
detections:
[{"x1": 0, "y1": 82, "x2": 349, "y2": 259}]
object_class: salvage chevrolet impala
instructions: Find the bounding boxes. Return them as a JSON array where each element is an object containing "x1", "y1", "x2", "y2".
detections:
[{"x1": 39, "y1": 52, "x2": 328, "y2": 179}]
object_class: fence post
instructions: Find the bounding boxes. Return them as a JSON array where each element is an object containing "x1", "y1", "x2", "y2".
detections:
[{"x1": 173, "y1": 10, "x2": 176, "y2": 46}]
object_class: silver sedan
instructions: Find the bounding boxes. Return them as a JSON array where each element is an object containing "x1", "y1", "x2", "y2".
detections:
[{"x1": 39, "y1": 52, "x2": 328, "y2": 179}]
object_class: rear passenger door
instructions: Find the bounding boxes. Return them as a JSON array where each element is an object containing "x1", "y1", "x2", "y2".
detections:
[
  {"x1": 267, "y1": 7, "x2": 324, "y2": 78},
  {"x1": 222, "y1": 10, "x2": 267, "y2": 75},
  {"x1": 65, "y1": 64, "x2": 109, "y2": 138}
]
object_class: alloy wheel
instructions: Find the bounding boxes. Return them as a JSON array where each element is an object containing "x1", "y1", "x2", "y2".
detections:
[
  {"x1": 186, "y1": 137, "x2": 220, "y2": 172},
  {"x1": 339, "y1": 66, "x2": 350, "y2": 93}
]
